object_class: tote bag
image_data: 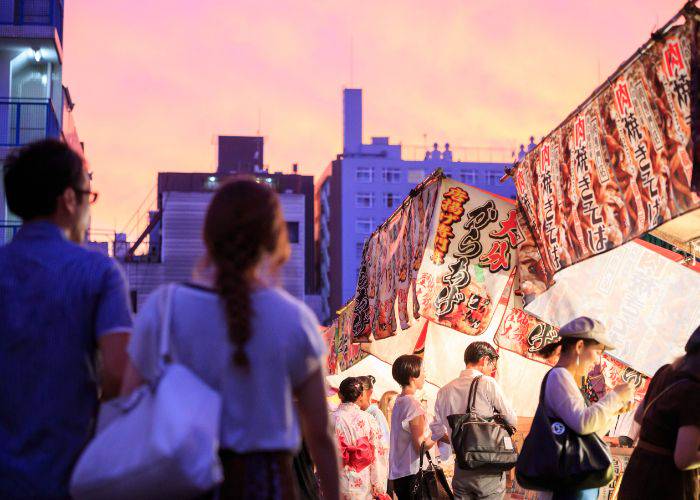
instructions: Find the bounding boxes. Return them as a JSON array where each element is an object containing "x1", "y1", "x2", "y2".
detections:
[
  {"x1": 410, "y1": 443, "x2": 454, "y2": 500},
  {"x1": 447, "y1": 375, "x2": 518, "y2": 472},
  {"x1": 70, "y1": 284, "x2": 223, "y2": 499},
  {"x1": 515, "y1": 370, "x2": 613, "y2": 491}
]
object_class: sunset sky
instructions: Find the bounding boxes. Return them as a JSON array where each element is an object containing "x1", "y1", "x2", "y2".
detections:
[{"x1": 61, "y1": 0, "x2": 683, "y2": 235}]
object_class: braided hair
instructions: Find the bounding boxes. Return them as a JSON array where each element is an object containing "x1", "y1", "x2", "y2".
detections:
[{"x1": 203, "y1": 177, "x2": 290, "y2": 368}]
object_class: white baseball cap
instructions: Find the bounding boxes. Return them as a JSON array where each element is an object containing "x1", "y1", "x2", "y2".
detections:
[{"x1": 559, "y1": 317, "x2": 616, "y2": 351}]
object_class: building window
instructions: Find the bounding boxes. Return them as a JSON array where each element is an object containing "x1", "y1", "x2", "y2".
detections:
[
  {"x1": 485, "y1": 170, "x2": 501, "y2": 185},
  {"x1": 383, "y1": 168, "x2": 402, "y2": 183},
  {"x1": 383, "y1": 192, "x2": 400, "y2": 209},
  {"x1": 356, "y1": 166, "x2": 373, "y2": 183},
  {"x1": 356, "y1": 218, "x2": 374, "y2": 234},
  {"x1": 355, "y1": 192, "x2": 374, "y2": 208},
  {"x1": 407, "y1": 169, "x2": 425, "y2": 183},
  {"x1": 286, "y1": 221, "x2": 300, "y2": 243},
  {"x1": 356, "y1": 241, "x2": 366, "y2": 258},
  {"x1": 460, "y1": 170, "x2": 477, "y2": 185}
]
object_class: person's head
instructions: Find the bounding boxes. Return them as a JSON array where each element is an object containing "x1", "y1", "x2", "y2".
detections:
[
  {"x1": 539, "y1": 317, "x2": 612, "y2": 377},
  {"x1": 3, "y1": 139, "x2": 93, "y2": 242},
  {"x1": 464, "y1": 341, "x2": 500, "y2": 377},
  {"x1": 338, "y1": 377, "x2": 364, "y2": 404},
  {"x1": 203, "y1": 177, "x2": 290, "y2": 368},
  {"x1": 356, "y1": 375, "x2": 376, "y2": 410},
  {"x1": 378, "y1": 390, "x2": 398, "y2": 425},
  {"x1": 392, "y1": 354, "x2": 425, "y2": 389}
]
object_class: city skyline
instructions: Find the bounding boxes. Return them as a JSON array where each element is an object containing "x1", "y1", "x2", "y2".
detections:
[{"x1": 62, "y1": 0, "x2": 682, "y2": 232}]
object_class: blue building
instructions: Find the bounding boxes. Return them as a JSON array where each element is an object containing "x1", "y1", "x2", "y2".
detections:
[
  {"x1": 315, "y1": 88, "x2": 517, "y2": 322},
  {"x1": 0, "y1": 0, "x2": 82, "y2": 243}
]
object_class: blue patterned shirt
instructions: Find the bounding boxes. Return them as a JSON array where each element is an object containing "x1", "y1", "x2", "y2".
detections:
[{"x1": 0, "y1": 221, "x2": 133, "y2": 498}]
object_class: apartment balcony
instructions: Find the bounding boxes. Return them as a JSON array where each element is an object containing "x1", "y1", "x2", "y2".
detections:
[
  {"x1": 0, "y1": 0, "x2": 63, "y2": 39},
  {"x1": 0, "y1": 98, "x2": 59, "y2": 150}
]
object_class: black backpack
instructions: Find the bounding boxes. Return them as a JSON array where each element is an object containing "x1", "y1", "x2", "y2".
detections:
[{"x1": 447, "y1": 375, "x2": 518, "y2": 472}]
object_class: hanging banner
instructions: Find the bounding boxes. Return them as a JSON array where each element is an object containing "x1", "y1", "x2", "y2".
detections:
[
  {"x1": 325, "y1": 301, "x2": 367, "y2": 375},
  {"x1": 513, "y1": 13, "x2": 700, "y2": 296},
  {"x1": 353, "y1": 174, "x2": 439, "y2": 342},
  {"x1": 416, "y1": 178, "x2": 524, "y2": 335}
]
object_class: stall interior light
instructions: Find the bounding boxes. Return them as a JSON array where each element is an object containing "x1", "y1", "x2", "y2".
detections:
[
  {"x1": 34, "y1": 50, "x2": 42, "y2": 62},
  {"x1": 207, "y1": 176, "x2": 216, "y2": 182},
  {"x1": 41, "y1": 75, "x2": 47, "y2": 85}
]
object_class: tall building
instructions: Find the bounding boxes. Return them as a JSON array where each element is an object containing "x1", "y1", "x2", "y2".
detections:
[
  {"x1": 316, "y1": 88, "x2": 517, "y2": 322},
  {"x1": 0, "y1": 0, "x2": 82, "y2": 242},
  {"x1": 120, "y1": 137, "x2": 315, "y2": 311}
]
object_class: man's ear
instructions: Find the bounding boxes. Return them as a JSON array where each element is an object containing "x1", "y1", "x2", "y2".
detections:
[{"x1": 58, "y1": 186, "x2": 78, "y2": 216}]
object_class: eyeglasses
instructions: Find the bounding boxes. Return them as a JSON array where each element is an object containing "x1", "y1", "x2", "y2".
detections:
[{"x1": 75, "y1": 189, "x2": 99, "y2": 204}]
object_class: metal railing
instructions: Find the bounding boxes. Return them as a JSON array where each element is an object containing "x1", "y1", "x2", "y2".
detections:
[
  {"x1": 0, "y1": 98, "x2": 60, "y2": 147},
  {"x1": 402, "y1": 144, "x2": 515, "y2": 164},
  {"x1": 0, "y1": 0, "x2": 64, "y2": 41},
  {"x1": 0, "y1": 221, "x2": 21, "y2": 245}
]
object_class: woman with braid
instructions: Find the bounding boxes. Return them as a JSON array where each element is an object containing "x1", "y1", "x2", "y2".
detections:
[{"x1": 121, "y1": 178, "x2": 340, "y2": 499}]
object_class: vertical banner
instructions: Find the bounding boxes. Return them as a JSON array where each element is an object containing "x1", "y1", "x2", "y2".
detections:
[
  {"x1": 416, "y1": 179, "x2": 524, "y2": 336},
  {"x1": 514, "y1": 15, "x2": 699, "y2": 296}
]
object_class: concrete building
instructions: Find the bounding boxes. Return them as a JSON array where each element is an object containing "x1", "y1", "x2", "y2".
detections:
[
  {"x1": 121, "y1": 137, "x2": 315, "y2": 311},
  {"x1": 0, "y1": 0, "x2": 82, "y2": 243},
  {"x1": 316, "y1": 88, "x2": 517, "y2": 322}
]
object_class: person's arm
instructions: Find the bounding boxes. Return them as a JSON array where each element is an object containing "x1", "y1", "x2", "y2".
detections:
[
  {"x1": 409, "y1": 414, "x2": 435, "y2": 453},
  {"x1": 546, "y1": 370, "x2": 625, "y2": 435},
  {"x1": 674, "y1": 425, "x2": 700, "y2": 470},
  {"x1": 429, "y1": 390, "x2": 450, "y2": 443},
  {"x1": 633, "y1": 400, "x2": 645, "y2": 424},
  {"x1": 94, "y1": 261, "x2": 134, "y2": 400},
  {"x1": 367, "y1": 416, "x2": 388, "y2": 496},
  {"x1": 487, "y1": 377, "x2": 518, "y2": 428},
  {"x1": 120, "y1": 357, "x2": 145, "y2": 396},
  {"x1": 98, "y1": 333, "x2": 130, "y2": 400},
  {"x1": 294, "y1": 369, "x2": 340, "y2": 500}
]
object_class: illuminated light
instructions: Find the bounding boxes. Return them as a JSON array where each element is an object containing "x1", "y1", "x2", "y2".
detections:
[
  {"x1": 34, "y1": 50, "x2": 41, "y2": 62},
  {"x1": 41, "y1": 75, "x2": 47, "y2": 85},
  {"x1": 208, "y1": 176, "x2": 216, "y2": 182}
]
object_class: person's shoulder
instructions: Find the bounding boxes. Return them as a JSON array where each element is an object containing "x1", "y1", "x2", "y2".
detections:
[{"x1": 256, "y1": 286, "x2": 319, "y2": 323}]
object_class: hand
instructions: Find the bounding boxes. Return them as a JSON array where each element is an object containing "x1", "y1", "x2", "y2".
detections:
[
  {"x1": 613, "y1": 383, "x2": 633, "y2": 403},
  {"x1": 615, "y1": 401, "x2": 634, "y2": 415}
]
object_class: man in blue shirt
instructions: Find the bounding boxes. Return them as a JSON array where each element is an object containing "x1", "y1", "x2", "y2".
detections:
[{"x1": 0, "y1": 140, "x2": 133, "y2": 498}]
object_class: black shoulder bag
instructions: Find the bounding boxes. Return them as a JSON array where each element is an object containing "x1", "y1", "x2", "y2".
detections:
[
  {"x1": 515, "y1": 370, "x2": 614, "y2": 491},
  {"x1": 410, "y1": 443, "x2": 454, "y2": 500},
  {"x1": 447, "y1": 375, "x2": 518, "y2": 472}
]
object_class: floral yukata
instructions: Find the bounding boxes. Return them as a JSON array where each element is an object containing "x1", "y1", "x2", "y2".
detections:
[{"x1": 331, "y1": 402, "x2": 389, "y2": 500}]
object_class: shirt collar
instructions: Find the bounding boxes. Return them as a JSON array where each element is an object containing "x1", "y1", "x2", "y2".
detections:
[
  {"x1": 460, "y1": 367, "x2": 483, "y2": 378},
  {"x1": 15, "y1": 221, "x2": 66, "y2": 241},
  {"x1": 338, "y1": 402, "x2": 360, "y2": 411}
]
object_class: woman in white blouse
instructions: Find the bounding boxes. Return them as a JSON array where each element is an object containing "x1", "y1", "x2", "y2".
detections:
[
  {"x1": 537, "y1": 317, "x2": 634, "y2": 500},
  {"x1": 389, "y1": 355, "x2": 436, "y2": 499}
]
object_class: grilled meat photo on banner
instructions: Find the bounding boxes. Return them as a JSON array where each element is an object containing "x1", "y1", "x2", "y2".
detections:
[{"x1": 513, "y1": 9, "x2": 699, "y2": 297}]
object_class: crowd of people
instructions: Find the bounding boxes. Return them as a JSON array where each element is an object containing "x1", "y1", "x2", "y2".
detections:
[{"x1": 0, "y1": 140, "x2": 698, "y2": 499}]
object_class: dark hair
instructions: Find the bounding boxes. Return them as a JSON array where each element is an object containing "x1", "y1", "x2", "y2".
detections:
[
  {"x1": 538, "y1": 337, "x2": 599, "y2": 359},
  {"x1": 392, "y1": 354, "x2": 422, "y2": 387},
  {"x1": 3, "y1": 139, "x2": 85, "y2": 220},
  {"x1": 685, "y1": 325, "x2": 700, "y2": 355},
  {"x1": 203, "y1": 177, "x2": 290, "y2": 368},
  {"x1": 464, "y1": 341, "x2": 499, "y2": 365},
  {"x1": 339, "y1": 377, "x2": 363, "y2": 403},
  {"x1": 357, "y1": 375, "x2": 375, "y2": 390}
]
